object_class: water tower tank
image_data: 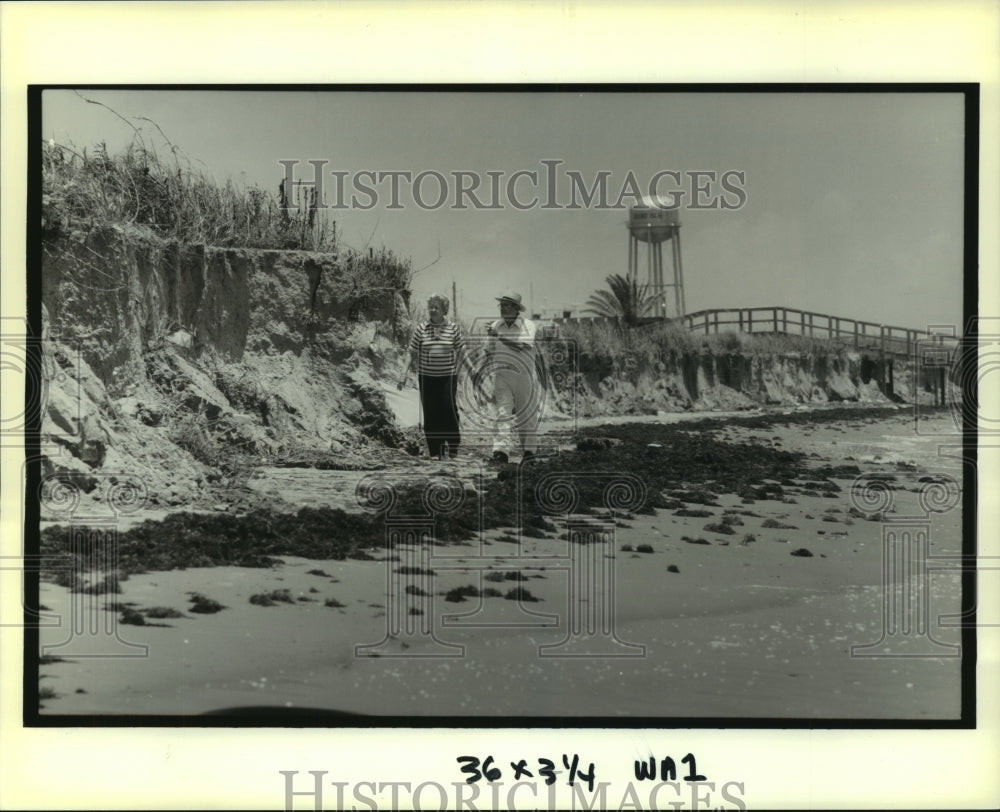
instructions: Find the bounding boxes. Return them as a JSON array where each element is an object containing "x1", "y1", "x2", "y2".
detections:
[{"x1": 628, "y1": 195, "x2": 681, "y2": 244}]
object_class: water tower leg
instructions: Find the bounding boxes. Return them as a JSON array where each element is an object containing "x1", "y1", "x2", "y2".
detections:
[
  {"x1": 661, "y1": 243, "x2": 667, "y2": 318},
  {"x1": 628, "y1": 233, "x2": 636, "y2": 284},
  {"x1": 654, "y1": 242, "x2": 663, "y2": 318},
  {"x1": 672, "y1": 229, "x2": 685, "y2": 319},
  {"x1": 649, "y1": 243, "x2": 657, "y2": 318},
  {"x1": 646, "y1": 235, "x2": 654, "y2": 314}
]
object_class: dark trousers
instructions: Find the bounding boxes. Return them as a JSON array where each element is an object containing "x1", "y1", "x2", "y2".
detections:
[{"x1": 419, "y1": 374, "x2": 460, "y2": 458}]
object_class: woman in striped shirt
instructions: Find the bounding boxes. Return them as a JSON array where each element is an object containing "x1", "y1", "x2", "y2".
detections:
[{"x1": 398, "y1": 294, "x2": 467, "y2": 459}]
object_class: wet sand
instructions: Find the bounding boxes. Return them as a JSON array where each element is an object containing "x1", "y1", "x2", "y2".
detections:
[{"x1": 37, "y1": 410, "x2": 964, "y2": 720}]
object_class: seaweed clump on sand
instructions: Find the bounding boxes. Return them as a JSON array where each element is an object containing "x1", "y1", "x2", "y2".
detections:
[
  {"x1": 36, "y1": 410, "x2": 880, "y2": 580},
  {"x1": 573, "y1": 423, "x2": 806, "y2": 495},
  {"x1": 471, "y1": 420, "x2": 811, "y2": 534},
  {"x1": 39, "y1": 506, "x2": 393, "y2": 577},
  {"x1": 685, "y1": 405, "x2": 910, "y2": 433}
]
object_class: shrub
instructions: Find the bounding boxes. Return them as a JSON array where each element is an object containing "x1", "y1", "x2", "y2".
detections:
[
  {"x1": 555, "y1": 317, "x2": 850, "y2": 373},
  {"x1": 636, "y1": 544, "x2": 655, "y2": 553},
  {"x1": 42, "y1": 134, "x2": 339, "y2": 252},
  {"x1": 169, "y1": 412, "x2": 221, "y2": 468},
  {"x1": 704, "y1": 522, "x2": 735, "y2": 535},
  {"x1": 324, "y1": 597, "x2": 347, "y2": 608}
]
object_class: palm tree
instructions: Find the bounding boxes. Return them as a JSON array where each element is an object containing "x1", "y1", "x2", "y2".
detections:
[{"x1": 583, "y1": 273, "x2": 654, "y2": 327}]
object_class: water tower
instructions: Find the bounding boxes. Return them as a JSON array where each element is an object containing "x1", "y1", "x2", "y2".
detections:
[{"x1": 628, "y1": 195, "x2": 685, "y2": 319}]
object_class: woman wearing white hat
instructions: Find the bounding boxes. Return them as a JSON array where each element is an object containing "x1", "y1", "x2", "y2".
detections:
[{"x1": 485, "y1": 290, "x2": 546, "y2": 463}]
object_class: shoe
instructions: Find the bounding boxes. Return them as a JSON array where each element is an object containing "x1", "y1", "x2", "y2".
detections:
[{"x1": 491, "y1": 451, "x2": 509, "y2": 465}]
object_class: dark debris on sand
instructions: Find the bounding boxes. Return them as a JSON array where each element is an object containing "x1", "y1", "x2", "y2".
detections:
[{"x1": 38, "y1": 407, "x2": 912, "y2": 579}]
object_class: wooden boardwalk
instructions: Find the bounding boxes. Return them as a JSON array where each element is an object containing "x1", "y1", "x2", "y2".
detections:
[{"x1": 679, "y1": 306, "x2": 954, "y2": 360}]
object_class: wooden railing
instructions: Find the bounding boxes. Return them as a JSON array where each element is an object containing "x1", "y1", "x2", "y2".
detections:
[{"x1": 679, "y1": 306, "x2": 954, "y2": 358}]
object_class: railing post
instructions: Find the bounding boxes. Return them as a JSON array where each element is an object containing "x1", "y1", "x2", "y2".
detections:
[
  {"x1": 800, "y1": 310, "x2": 805, "y2": 337},
  {"x1": 738, "y1": 309, "x2": 744, "y2": 333},
  {"x1": 773, "y1": 308, "x2": 778, "y2": 334},
  {"x1": 854, "y1": 321, "x2": 859, "y2": 348},
  {"x1": 808, "y1": 312, "x2": 814, "y2": 338},
  {"x1": 714, "y1": 310, "x2": 719, "y2": 334},
  {"x1": 748, "y1": 309, "x2": 753, "y2": 333},
  {"x1": 880, "y1": 325, "x2": 886, "y2": 354},
  {"x1": 782, "y1": 308, "x2": 788, "y2": 333}
]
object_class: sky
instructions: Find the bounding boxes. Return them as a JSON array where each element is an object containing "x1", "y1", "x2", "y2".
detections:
[{"x1": 42, "y1": 88, "x2": 967, "y2": 331}]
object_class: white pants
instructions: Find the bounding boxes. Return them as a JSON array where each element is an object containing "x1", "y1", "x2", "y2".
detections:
[{"x1": 492, "y1": 369, "x2": 544, "y2": 456}]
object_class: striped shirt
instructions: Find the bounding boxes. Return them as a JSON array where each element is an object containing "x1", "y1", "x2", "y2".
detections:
[{"x1": 409, "y1": 320, "x2": 465, "y2": 376}]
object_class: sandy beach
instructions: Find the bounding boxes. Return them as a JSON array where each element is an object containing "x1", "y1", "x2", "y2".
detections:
[{"x1": 36, "y1": 408, "x2": 964, "y2": 720}]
